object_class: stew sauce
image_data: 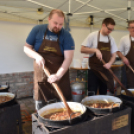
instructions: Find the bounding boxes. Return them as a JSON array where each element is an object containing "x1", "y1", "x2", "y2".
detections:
[
  {"x1": 0, "y1": 87, "x2": 6, "y2": 90},
  {"x1": 84, "y1": 101, "x2": 119, "y2": 108},
  {"x1": 43, "y1": 109, "x2": 81, "y2": 121},
  {"x1": 0, "y1": 96, "x2": 12, "y2": 103}
]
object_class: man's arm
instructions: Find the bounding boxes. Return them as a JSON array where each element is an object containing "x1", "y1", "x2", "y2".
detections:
[
  {"x1": 57, "y1": 50, "x2": 74, "y2": 79},
  {"x1": 103, "y1": 52, "x2": 116, "y2": 69},
  {"x1": 81, "y1": 45, "x2": 102, "y2": 60},
  {"x1": 24, "y1": 43, "x2": 45, "y2": 66},
  {"x1": 48, "y1": 50, "x2": 74, "y2": 83},
  {"x1": 117, "y1": 51, "x2": 129, "y2": 65}
]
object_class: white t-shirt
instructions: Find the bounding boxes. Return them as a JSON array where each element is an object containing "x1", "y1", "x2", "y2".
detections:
[
  {"x1": 118, "y1": 35, "x2": 134, "y2": 56},
  {"x1": 81, "y1": 31, "x2": 118, "y2": 57}
]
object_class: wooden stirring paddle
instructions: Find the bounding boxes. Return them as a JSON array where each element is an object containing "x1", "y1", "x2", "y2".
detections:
[
  {"x1": 127, "y1": 64, "x2": 134, "y2": 73},
  {"x1": 43, "y1": 65, "x2": 73, "y2": 116},
  {"x1": 102, "y1": 59, "x2": 134, "y2": 97}
]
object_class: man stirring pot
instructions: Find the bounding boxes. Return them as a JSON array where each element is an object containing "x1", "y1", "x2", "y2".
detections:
[
  {"x1": 24, "y1": 9, "x2": 75, "y2": 110},
  {"x1": 81, "y1": 18, "x2": 117, "y2": 95}
]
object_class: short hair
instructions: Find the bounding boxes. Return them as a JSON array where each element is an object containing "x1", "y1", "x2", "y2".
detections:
[
  {"x1": 49, "y1": 9, "x2": 65, "y2": 19},
  {"x1": 102, "y1": 18, "x2": 116, "y2": 26},
  {"x1": 128, "y1": 20, "x2": 134, "y2": 27}
]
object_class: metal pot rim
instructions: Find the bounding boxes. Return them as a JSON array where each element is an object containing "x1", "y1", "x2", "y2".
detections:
[
  {"x1": 0, "y1": 85, "x2": 8, "y2": 88},
  {"x1": 81, "y1": 95, "x2": 122, "y2": 110},
  {"x1": 0, "y1": 92, "x2": 16, "y2": 106},
  {"x1": 0, "y1": 92, "x2": 15, "y2": 97},
  {"x1": 121, "y1": 89, "x2": 134, "y2": 95},
  {"x1": 38, "y1": 101, "x2": 87, "y2": 121}
]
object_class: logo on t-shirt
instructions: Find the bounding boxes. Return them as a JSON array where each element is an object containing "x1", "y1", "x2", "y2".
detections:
[{"x1": 45, "y1": 35, "x2": 58, "y2": 41}]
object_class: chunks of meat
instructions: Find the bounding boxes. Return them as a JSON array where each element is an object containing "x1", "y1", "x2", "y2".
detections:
[
  {"x1": 43, "y1": 109, "x2": 81, "y2": 121},
  {"x1": 0, "y1": 96, "x2": 12, "y2": 103},
  {"x1": 85, "y1": 101, "x2": 119, "y2": 108}
]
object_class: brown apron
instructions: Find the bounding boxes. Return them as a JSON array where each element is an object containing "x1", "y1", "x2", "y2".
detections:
[
  {"x1": 125, "y1": 35, "x2": 134, "y2": 88},
  {"x1": 89, "y1": 31, "x2": 114, "y2": 93},
  {"x1": 34, "y1": 29, "x2": 71, "y2": 101}
]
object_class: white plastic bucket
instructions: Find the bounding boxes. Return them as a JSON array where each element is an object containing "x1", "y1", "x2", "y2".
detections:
[{"x1": 81, "y1": 62, "x2": 88, "y2": 69}]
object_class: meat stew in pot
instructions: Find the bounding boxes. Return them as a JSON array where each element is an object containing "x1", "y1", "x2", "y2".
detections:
[
  {"x1": 0, "y1": 95, "x2": 12, "y2": 104},
  {"x1": 84, "y1": 101, "x2": 119, "y2": 109},
  {"x1": 43, "y1": 108, "x2": 81, "y2": 121}
]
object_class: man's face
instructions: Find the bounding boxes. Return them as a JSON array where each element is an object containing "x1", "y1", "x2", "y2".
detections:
[
  {"x1": 102, "y1": 24, "x2": 114, "y2": 35},
  {"x1": 128, "y1": 23, "x2": 134, "y2": 35},
  {"x1": 48, "y1": 13, "x2": 64, "y2": 34}
]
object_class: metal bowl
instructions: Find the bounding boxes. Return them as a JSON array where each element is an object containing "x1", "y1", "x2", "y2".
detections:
[
  {"x1": 38, "y1": 102, "x2": 87, "y2": 128},
  {"x1": 121, "y1": 89, "x2": 134, "y2": 101},
  {"x1": 81, "y1": 95, "x2": 122, "y2": 115},
  {"x1": 0, "y1": 92, "x2": 16, "y2": 107},
  {"x1": 0, "y1": 83, "x2": 9, "y2": 92}
]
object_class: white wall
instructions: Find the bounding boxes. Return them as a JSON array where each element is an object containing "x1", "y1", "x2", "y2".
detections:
[
  {"x1": 71, "y1": 27, "x2": 90, "y2": 60},
  {"x1": 0, "y1": 21, "x2": 35, "y2": 74},
  {"x1": 0, "y1": 21, "x2": 129, "y2": 74}
]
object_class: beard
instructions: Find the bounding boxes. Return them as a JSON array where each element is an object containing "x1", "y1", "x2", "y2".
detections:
[
  {"x1": 103, "y1": 31, "x2": 110, "y2": 36},
  {"x1": 52, "y1": 27, "x2": 60, "y2": 34}
]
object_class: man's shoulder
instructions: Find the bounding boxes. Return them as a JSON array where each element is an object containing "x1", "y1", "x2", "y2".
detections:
[
  {"x1": 60, "y1": 28, "x2": 71, "y2": 36},
  {"x1": 89, "y1": 31, "x2": 98, "y2": 35},
  {"x1": 120, "y1": 34, "x2": 129, "y2": 40},
  {"x1": 60, "y1": 28, "x2": 73, "y2": 39},
  {"x1": 87, "y1": 31, "x2": 98, "y2": 38}
]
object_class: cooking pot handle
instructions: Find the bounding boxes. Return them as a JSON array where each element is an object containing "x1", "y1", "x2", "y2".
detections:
[
  {"x1": 6, "y1": 82, "x2": 9, "y2": 87},
  {"x1": 109, "y1": 102, "x2": 121, "y2": 112},
  {"x1": 69, "y1": 111, "x2": 81, "y2": 124}
]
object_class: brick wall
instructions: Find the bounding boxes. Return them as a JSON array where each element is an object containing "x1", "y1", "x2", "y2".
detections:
[
  {"x1": 0, "y1": 71, "x2": 34, "y2": 98},
  {"x1": 0, "y1": 70, "x2": 78, "y2": 99}
]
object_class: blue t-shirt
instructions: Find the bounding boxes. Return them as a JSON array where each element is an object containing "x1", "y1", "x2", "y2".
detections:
[{"x1": 26, "y1": 24, "x2": 75, "y2": 55}]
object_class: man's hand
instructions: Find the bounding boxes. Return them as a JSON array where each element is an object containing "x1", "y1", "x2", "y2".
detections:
[
  {"x1": 35, "y1": 55, "x2": 45, "y2": 67},
  {"x1": 47, "y1": 74, "x2": 59, "y2": 83},
  {"x1": 103, "y1": 62, "x2": 112, "y2": 69},
  {"x1": 122, "y1": 57, "x2": 129, "y2": 65},
  {"x1": 95, "y1": 49, "x2": 102, "y2": 61}
]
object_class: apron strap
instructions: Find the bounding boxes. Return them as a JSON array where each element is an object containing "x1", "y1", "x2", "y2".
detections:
[{"x1": 97, "y1": 31, "x2": 110, "y2": 45}]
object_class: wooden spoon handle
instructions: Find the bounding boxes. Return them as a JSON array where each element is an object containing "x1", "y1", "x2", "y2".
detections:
[
  {"x1": 127, "y1": 64, "x2": 134, "y2": 73},
  {"x1": 43, "y1": 66, "x2": 64, "y2": 101},
  {"x1": 102, "y1": 59, "x2": 133, "y2": 97},
  {"x1": 43, "y1": 65, "x2": 72, "y2": 114}
]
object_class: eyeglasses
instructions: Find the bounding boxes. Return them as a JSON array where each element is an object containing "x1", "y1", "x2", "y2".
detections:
[
  {"x1": 128, "y1": 27, "x2": 134, "y2": 29},
  {"x1": 106, "y1": 25, "x2": 114, "y2": 31}
]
